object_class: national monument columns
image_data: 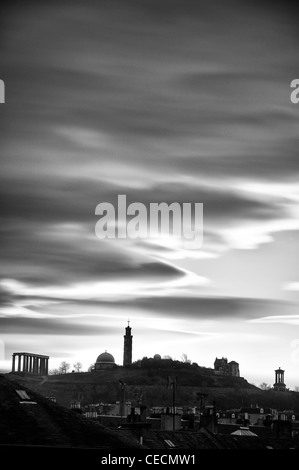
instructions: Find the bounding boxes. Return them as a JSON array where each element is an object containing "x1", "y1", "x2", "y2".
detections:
[{"x1": 12, "y1": 352, "x2": 49, "y2": 375}]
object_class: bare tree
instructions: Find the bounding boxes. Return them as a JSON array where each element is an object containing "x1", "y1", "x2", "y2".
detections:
[
  {"x1": 59, "y1": 361, "x2": 70, "y2": 374},
  {"x1": 73, "y1": 361, "x2": 82, "y2": 373},
  {"x1": 181, "y1": 353, "x2": 191, "y2": 364},
  {"x1": 48, "y1": 368, "x2": 60, "y2": 375},
  {"x1": 259, "y1": 382, "x2": 271, "y2": 390}
]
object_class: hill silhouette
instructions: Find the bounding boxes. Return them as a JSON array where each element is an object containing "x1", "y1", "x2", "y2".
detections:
[{"x1": 6, "y1": 358, "x2": 299, "y2": 412}]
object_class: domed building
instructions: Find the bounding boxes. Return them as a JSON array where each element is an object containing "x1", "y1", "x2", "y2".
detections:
[
  {"x1": 94, "y1": 350, "x2": 117, "y2": 370},
  {"x1": 91, "y1": 323, "x2": 133, "y2": 372}
]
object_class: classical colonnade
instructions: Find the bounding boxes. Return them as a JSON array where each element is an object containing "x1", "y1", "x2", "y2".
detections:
[{"x1": 12, "y1": 352, "x2": 49, "y2": 375}]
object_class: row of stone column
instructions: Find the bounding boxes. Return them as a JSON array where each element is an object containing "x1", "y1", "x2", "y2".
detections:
[{"x1": 12, "y1": 353, "x2": 49, "y2": 375}]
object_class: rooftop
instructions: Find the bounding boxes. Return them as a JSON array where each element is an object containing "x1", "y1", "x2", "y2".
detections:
[{"x1": 0, "y1": 374, "x2": 141, "y2": 448}]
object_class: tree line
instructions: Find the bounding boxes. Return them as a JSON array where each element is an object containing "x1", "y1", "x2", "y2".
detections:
[{"x1": 49, "y1": 361, "x2": 83, "y2": 375}]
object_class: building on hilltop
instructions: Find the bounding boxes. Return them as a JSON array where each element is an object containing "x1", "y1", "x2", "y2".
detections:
[
  {"x1": 229, "y1": 360, "x2": 240, "y2": 377},
  {"x1": 123, "y1": 321, "x2": 133, "y2": 366},
  {"x1": 94, "y1": 351, "x2": 117, "y2": 370},
  {"x1": 91, "y1": 322, "x2": 133, "y2": 371},
  {"x1": 11, "y1": 352, "x2": 49, "y2": 375},
  {"x1": 214, "y1": 357, "x2": 227, "y2": 374},
  {"x1": 214, "y1": 357, "x2": 240, "y2": 377},
  {"x1": 273, "y1": 367, "x2": 286, "y2": 392}
]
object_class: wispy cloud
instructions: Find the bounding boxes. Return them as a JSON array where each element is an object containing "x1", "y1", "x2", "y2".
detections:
[
  {"x1": 283, "y1": 282, "x2": 299, "y2": 291},
  {"x1": 1, "y1": 0, "x2": 299, "y2": 385}
]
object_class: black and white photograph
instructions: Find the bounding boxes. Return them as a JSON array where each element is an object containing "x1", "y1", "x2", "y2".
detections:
[{"x1": 1, "y1": 0, "x2": 299, "y2": 460}]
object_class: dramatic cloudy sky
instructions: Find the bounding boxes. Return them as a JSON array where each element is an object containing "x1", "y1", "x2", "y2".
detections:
[{"x1": 1, "y1": 0, "x2": 299, "y2": 389}]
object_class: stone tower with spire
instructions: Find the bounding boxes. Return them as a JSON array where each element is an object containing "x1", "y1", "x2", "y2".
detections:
[{"x1": 123, "y1": 321, "x2": 133, "y2": 366}]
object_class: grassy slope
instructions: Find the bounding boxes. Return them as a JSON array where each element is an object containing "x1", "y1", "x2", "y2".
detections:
[{"x1": 8, "y1": 364, "x2": 299, "y2": 412}]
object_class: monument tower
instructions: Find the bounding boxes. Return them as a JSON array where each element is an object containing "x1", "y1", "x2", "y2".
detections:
[
  {"x1": 123, "y1": 321, "x2": 133, "y2": 366},
  {"x1": 273, "y1": 367, "x2": 286, "y2": 392}
]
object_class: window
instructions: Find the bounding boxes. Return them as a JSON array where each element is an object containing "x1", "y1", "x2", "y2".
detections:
[
  {"x1": 164, "y1": 439, "x2": 176, "y2": 448},
  {"x1": 15, "y1": 390, "x2": 30, "y2": 400}
]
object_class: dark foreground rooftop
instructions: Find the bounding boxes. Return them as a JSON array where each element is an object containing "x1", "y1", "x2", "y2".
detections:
[
  {"x1": 115, "y1": 425, "x2": 299, "y2": 450},
  {"x1": 0, "y1": 374, "x2": 141, "y2": 449},
  {"x1": 2, "y1": 373, "x2": 299, "y2": 452}
]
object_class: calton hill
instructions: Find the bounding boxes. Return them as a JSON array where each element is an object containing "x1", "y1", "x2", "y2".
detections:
[{"x1": 7, "y1": 356, "x2": 299, "y2": 413}]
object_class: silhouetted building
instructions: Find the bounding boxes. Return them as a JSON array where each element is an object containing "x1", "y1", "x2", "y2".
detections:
[
  {"x1": 229, "y1": 360, "x2": 240, "y2": 377},
  {"x1": 272, "y1": 420, "x2": 292, "y2": 439},
  {"x1": 12, "y1": 352, "x2": 49, "y2": 375},
  {"x1": 273, "y1": 367, "x2": 286, "y2": 392},
  {"x1": 161, "y1": 413, "x2": 181, "y2": 431},
  {"x1": 94, "y1": 351, "x2": 116, "y2": 370},
  {"x1": 214, "y1": 357, "x2": 240, "y2": 377},
  {"x1": 237, "y1": 406, "x2": 274, "y2": 425},
  {"x1": 123, "y1": 321, "x2": 133, "y2": 366}
]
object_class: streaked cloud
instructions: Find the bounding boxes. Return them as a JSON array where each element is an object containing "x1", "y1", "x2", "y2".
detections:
[
  {"x1": 1, "y1": 0, "x2": 299, "y2": 386},
  {"x1": 251, "y1": 315, "x2": 299, "y2": 326},
  {"x1": 283, "y1": 282, "x2": 299, "y2": 291}
]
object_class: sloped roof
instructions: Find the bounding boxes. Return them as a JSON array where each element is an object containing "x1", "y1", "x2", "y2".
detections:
[
  {"x1": 0, "y1": 374, "x2": 141, "y2": 448},
  {"x1": 116, "y1": 428, "x2": 299, "y2": 449},
  {"x1": 218, "y1": 423, "x2": 273, "y2": 439},
  {"x1": 231, "y1": 427, "x2": 258, "y2": 436}
]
